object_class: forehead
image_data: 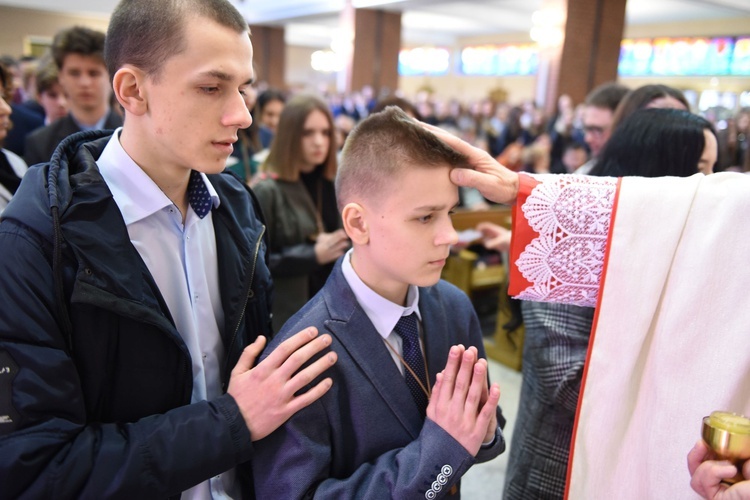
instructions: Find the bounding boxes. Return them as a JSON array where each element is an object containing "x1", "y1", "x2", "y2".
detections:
[
  {"x1": 61, "y1": 53, "x2": 106, "y2": 71},
  {"x1": 41, "y1": 82, "x2": 63, "y2": 94},
  {"x1": 171, "y1": 16, "x2": 253, "y2": 80},
  {"x1": 378, "y1": 164, "x2": 456, "y2": 207},
  {"x1": 646, "y1": 95, "x2": 687, "y2": 110},
  {"x1": 304, "y1": 109, "x2": 330, "y2": 127},
  {"x1": 583, "y1": 106, "x2": 613, "y2": 126}
]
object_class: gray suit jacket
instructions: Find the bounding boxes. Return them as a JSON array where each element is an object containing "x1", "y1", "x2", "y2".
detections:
[
  {"x1": 252, "y1": 259, "x2": 505, "y2": 499},
  {"x1": 23, "y1": 111, "x2": 123, "y2": 166}
]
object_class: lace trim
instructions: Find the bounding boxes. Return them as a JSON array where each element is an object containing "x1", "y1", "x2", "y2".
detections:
[{"x1": 515, "y1": 175, "x2": 617, "y2": 307}]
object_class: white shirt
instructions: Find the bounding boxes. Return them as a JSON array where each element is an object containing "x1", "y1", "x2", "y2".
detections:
[
  {"x1": 97, "y1": 130, "x2": 237, "y2": 500},
  {"x1": 340, "y1": 249, "x2": 423, "y2": 374}
]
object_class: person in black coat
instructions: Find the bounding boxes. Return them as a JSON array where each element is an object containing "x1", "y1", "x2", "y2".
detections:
[{"x1": 0, "y1": 1, "x2": 336, "y2": 498}]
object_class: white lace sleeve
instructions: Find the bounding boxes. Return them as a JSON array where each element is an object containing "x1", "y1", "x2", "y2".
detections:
[{"x1": 514, "y1": 175, "x2": 618, "y2": 307}]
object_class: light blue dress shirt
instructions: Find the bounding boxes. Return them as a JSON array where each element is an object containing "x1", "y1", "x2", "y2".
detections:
[
  {"x1": 96, "y1": 129, "x2": 237, "y2": 500},
  {"x1": 73, "y1": 112, "x2": 109, "y2": 132}
]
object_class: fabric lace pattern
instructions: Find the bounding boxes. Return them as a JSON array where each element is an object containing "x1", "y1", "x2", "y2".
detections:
[{"x1": 516, "y1": 175, "x2": 617, "y2": 307}]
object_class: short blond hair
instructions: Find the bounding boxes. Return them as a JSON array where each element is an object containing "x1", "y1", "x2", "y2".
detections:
[{"x1": 336, "y1": 106, "x2": 469, "y2": 211}]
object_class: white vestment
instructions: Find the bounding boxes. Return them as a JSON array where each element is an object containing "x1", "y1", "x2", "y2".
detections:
[{"x1": 509, "y1": 172, "x2": 750, "y2": 499}]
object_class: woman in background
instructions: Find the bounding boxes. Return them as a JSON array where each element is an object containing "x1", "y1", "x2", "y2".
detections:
[
  {"x1": 609, "y1": 83, "x2": 689, "y2": 133},
  {"x1": 253, "y1": 94, "x2": 349, "y2": 331},
  {"x1": 717, "y1": 107, "x2": 750, "y2": 172},
  {"x1": 256, "y1": 88, "x2": 286, "y2": 149},
  {"x1": 591, "y1": 107, "x2": 717, "y2": 177},
  {"x1": 0, "y1": 61, "x2": 28, "y2": 213}
]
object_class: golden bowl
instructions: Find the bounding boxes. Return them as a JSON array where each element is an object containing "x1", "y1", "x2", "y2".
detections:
[
  {"x1": 702, "y1": 412, "x2": 750, "y2": 460},
  {"x1": 702, "y1": 411, "x2": 750, "y2": 484}
]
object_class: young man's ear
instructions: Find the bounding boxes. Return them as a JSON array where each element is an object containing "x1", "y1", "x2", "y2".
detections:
[
  {"x1": 341, "y1": 202, "x2": 369, "y2": 245},
  {"x1": 112, "y1": 65, "x2": 147, "y2": 116}
]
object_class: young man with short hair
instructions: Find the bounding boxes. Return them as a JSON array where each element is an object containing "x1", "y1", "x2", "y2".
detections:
[
  {"x1": 24, "y1": 26, "x2": 122, "y2": 165},
  {"x1": 0, "y1": 0, "x2": 335, "y2": 498},
  {"x1": 253, "y1": 107, "x2": 505, "y2": 498}
]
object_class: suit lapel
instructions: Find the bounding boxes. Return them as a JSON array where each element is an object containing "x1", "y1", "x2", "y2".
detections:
[
  {"x1": 56, "y1": 115, "x2": 82, "y2": 146},
  {"x1": 323, "y1": 262, "x2": 425, "y2": 438}
]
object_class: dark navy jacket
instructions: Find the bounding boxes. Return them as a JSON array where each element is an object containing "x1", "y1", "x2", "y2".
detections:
[
  {"x1": 0, "y1": 131, "x2": 273, "y2": 498},
  {"x1": 253, "y1": 260, "x2": 505, "y2": 499}
]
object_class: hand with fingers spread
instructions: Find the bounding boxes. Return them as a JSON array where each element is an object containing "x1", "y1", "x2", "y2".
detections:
[
  {"x1": 419, "y1": 121, "x2": 520, "y2": 205},
  {"x1": 314, "y1": 229, "x2": 350, "y2": 265},
  {"x1": 227, "y1": 327, "x2": 337, "y2": 441},
  {"x1": 688, "y1": 440, "x2": 750, "y2": 500},
  {"x1": 426, "y1": 345, "x2": 501, "y2": 456}
]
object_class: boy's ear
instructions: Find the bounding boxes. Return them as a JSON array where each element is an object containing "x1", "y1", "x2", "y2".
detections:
[
  {"x1": 341, "y1": 202, "x2": 369, "y2": 245},
  {"x1": 112, "y1": 65, "x2": 147, "y2": 116}
]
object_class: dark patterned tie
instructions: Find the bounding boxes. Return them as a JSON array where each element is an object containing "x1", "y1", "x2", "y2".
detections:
[
  {"x1": 187, "y1": 170, "x2": 212, "y2": 219},
  {"x1": 393, "y1": 313, "x2": 428, "y2": 416}
]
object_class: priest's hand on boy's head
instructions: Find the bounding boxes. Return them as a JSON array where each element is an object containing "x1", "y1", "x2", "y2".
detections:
[{"x1": 419, "y1": 121, "x2": 520, "y2": 205}]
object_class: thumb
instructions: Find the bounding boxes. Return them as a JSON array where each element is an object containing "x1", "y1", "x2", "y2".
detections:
[
  {"x1": 450, "y1": 167, "x2": 479, "y2": 189},
  {"x1": 451, "y1": 167, "x2": 498, "y2": 197},
  {"x1": 232, "y1": 335, "x2": 267, "y2": 376},
  {"x1": 478, "y1": 383, "x2": 501, "y2": 423}
]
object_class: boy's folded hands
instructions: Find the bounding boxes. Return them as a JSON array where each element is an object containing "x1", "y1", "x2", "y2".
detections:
[{"x1": 426, "y1": 345, "x2": 501, "y2": 456}]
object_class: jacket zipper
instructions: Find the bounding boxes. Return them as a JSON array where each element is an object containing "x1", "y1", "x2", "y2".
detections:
[{"x1": 223, "y1": 224, "x2": 266, "y2": 387}]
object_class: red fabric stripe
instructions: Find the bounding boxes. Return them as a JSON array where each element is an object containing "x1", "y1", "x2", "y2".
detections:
[{"x1": 508, "y1": 174, "x2": 541, "y2": 296}]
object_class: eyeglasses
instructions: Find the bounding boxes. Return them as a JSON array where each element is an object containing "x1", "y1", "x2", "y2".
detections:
[{"x1": 583, "y1": 125, "x2": 607, "y2": 136}]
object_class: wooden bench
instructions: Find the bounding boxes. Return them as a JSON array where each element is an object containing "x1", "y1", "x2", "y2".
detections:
[{"x1": 442, "y1": 206, "x2": 524, "y2": 371}]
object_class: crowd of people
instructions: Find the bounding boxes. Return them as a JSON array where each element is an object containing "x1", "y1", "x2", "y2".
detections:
[{"x1": 0, "y1": 0, "x2": 748, "y2": 498}]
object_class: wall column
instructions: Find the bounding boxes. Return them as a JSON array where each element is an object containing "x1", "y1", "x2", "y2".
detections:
[
  {"x1": 248, "y1": 24, "x2": 286, "y2": 89},
  {"x1": 347, "y1": 8, "x2": 401, "y2": 95},
  {"x1": 556, "y1": 0, "x2": 627, "y2": 105}
]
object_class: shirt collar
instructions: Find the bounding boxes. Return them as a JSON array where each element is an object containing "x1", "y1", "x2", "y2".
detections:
[
  {"x1": 96, "y1": 128, "x2": 220, "y2": 225},
  {"x1": 341, "y1": 248, "x2": 421, "y2": 341},
  {"x1": 72, "y1": 111, "x2": 109, "y2": 132}
]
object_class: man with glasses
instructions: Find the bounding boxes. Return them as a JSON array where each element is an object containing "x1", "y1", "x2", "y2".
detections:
[{"x1": 576, "y1": 82, "x2": 629, "y2": 174}]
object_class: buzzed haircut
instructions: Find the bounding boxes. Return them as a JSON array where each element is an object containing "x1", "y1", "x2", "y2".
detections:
[
  {"x1": 105, "y1": 0, "x2": 249, "y2": 82},
  {"x1": 584, "y1": 82, "x2": 630, "y2": 112},
  {"x1": 336, "y1": 106, "x2": 469, "y2": 211},
  {"x1": 51, "y1": 26, "x2": 106, "y2": 69},
  {"x1": 370, "y1": 96, "x2": 422, "y2": 121}
]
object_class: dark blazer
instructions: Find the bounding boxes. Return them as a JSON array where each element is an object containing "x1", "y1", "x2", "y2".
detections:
[
  {"x1": 23, "y1": 110, "x2": 123, "y2": 166},
  {"x1": 252, "y1": 259, "x2": 505, "y2": 499}
]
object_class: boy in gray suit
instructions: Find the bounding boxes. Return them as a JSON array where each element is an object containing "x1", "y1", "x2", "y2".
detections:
[{"x1": 253, "y1": 106, "x2": 505, "y2": 499}]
